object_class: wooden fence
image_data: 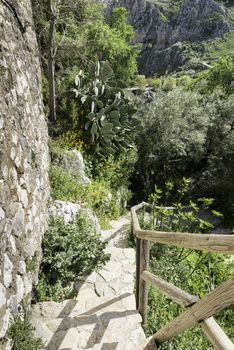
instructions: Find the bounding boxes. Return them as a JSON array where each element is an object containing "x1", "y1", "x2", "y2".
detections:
[{"x1": 131, "y1": 203, "x2": 234, "y2": 350}]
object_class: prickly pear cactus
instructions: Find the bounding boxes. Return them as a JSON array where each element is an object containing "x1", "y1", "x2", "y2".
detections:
[{"x1": 73, "y1": 61, "x2": 139, "y2": 155}]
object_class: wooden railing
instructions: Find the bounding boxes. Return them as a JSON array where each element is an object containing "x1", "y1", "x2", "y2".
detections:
[{"x1": 131, "y1": 203, "x2": 234, "y2": 350}]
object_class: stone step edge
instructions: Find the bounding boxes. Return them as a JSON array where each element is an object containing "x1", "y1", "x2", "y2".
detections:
[
  {"x1": 139, "y1": 336, "x2": 157, "y2": 350},
  {"x1": 81, "y1": 335, "x2": 157, "y2": 350}
]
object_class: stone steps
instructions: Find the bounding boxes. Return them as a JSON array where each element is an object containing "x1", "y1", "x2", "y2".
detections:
[{"x1": 32, "y1": 216, "x2": 157, "y2": 349}]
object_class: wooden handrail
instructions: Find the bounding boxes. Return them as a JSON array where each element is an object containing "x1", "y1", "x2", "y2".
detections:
[
  {"x1": 141, "y1": 271, "x2": 199, "y2": 307},
  {"x1": 135, "y1": 229, "x2": 234, "y2": 255},
  {"x1": 201, "y1": 318, "x2": 234, "y2": 350},
  {"x1": 131, "y1": 202, "x2": 146, "y2": 231},
  {"x1": 153, "y1": 276, "x2": 234, "y2": 343},
  {"x1": 142, "y1": 272, "x2": 234, "y2": 349},
  {"x1": 131, "y1": 202, "x2": 234, "y2": 350}
]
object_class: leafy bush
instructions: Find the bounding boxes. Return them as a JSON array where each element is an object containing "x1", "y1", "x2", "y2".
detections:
[
  {"x1": 177, "y1": 75, "x2": 192, "y2": 89},
  {"x1": 84, "y1": 147, "x2": 138, "y2": 226},
  {"x1": 33, "y1": 2, "x2": 138, "y2": 85},
  {"x1": 134, "y1": 88, "x2": 210, "y2": 193},
  {"x1": 134, "y1": 75, "x2": 147, "y2": 89},
  {"x1": 49, "y1": 140, "x2": 137, "y2": 227},
  {"x1": 162, "y1": 77, "x2": 177, "y2": 91},
  {"x1": 133, "y1": 77, "x2": 234, "y2": 223},
  {"x1": 194, "y1": 56, "x2": 234, "y2": 95},
  {"x1": 49, "y1": 165, "x2": 85, "y2": 203},
  {"x1": 85, "y1": 181, "x2": 119, "y2": 227},
  {"x1": 25, "y1": 253, "x2": 39, "y2": 273},
  {"x1": 36, "y1": 212, "x2": 110, "y2": 302},
  {"x1": 131, "y1": 58, "x2": 234, "y2": 224},
  {"x1": 86, "y1": 146, "x2": 138, "y2": 190},
  {"x1": 59, "y1": 130, "x2": 87, "y2": 151},
  {"x1": 194, "y1": 89, "x2": 234, "y2": 225},
  {"x1": 84, "y1": 7, "x2": 139, "y2": 82},
  {"x1": 7, "y1": 308, "x2": 43, "y2": 350},
  {"x1": 147, "y1": 77, "x2": 161, "y2": 90},
  {"x1": 146, "y1": 285, "x2": 213, "y2": 350},
  {"x1": 146, "y1": 178, "x2": 224, "y2": 234}
]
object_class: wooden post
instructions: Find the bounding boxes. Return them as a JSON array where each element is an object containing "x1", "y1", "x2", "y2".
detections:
[
  {"x1": 139, "y1": 239, "x2": 150, "y2": 324},
  {"x1": 131, "y1": 203, "x2": 146, "y2": 310},
  {"x1": 136, "y1": 237, "x2": 141, "y2": 309}
]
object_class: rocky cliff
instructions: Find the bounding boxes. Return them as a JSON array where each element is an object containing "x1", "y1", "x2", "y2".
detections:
[
  {"x1": 105, "y1": 0, "x2": 231, "y2": 75},
  {"x1": 0, "y1": 0, "x2": 50, "y2": 345}
]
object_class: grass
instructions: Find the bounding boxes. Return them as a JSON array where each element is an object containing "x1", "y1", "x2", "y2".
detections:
[
  {"x1": 201, "y1": 5, "x2": 234, "y2": 61},
  {"x1": 204, "y1": 28, "x2": 234, "y2": 61},
  {"x1": 147, "y1": 0, "x2": 183, "y2": 17}
]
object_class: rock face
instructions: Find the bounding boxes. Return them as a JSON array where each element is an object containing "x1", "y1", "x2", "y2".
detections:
[
  {"x1": 0, "y1": 0, "x2": 50, "y2": 343},
  {"x1": 105, "y1": 0, "x2": 230, "y2": 75},
  {"x1": 49, "y1": 200, "x2": 102, "y2": 233},
  {"x1": 53, "y1": 149, "x2": 91, "y2": 185},
  {"x1": 49, "y1": 201, "x2": 81, "y2": 224}
]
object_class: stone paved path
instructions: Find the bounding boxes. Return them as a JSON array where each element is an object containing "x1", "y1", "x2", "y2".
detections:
[{"x1": 32, "y1": 216, "x2": 156, "y2": 350}]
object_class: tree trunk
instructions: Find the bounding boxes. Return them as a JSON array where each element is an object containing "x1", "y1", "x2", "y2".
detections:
[{"x1": 48, "y1": 0, "x2": 56, "y2": 122}]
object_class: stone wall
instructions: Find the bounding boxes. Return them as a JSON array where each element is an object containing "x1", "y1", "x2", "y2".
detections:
[{"x1": 0, "y1": 0, "x2": 50, "y2": 342}]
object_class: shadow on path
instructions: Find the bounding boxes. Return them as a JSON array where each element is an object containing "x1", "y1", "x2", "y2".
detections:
[
  {"x1": 46, "y1": 293, "x2": 137, "y2": 349},
  {"x1": 103, "y1": 223, "x2": 130, "y2": 249}
]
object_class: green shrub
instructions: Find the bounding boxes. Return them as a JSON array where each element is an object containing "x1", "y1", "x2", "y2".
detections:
[
  {"x1": 86, "y1": 181, "x2": 116, "y2": 226},
  {"x1": 49, "y1": 165, "x2": 85, "y2": 203},
  {"x1": 84, "y1": 147, "x2": 137, "y2": 226},
  {"x1": 59, "y1": 130, "x2": 87, "y2": 151},
  {"x1": 48, "y1": 138, "x2": 67, "y2": 161},
  {"x1": 177, "y1": 75, "x2": 192, "y2": 89},
  {"x1": 147, "y1": 78, "x2": 161, "y2": 90},
  {"x1": 7, "y1": 308, "x2": 43, "y2": 350},
  {"x1": 135, "y1": 89, "x2": 210, "y2": 192},
  {"x1": 135, "y1": 75, "x2": 147, "y2": 89},
  {"x1": 36, "y1": 212, "x2": 110, "y2": 302},
  {"x1": 162, "y1": 77, "x2": 177, "y2": 91},
  {"x1": 194, "y1": 57, "x2": 234, "y2": 95},
  {"x1": 85, "y1": 181, "x2": 128, "y2": 228},
  {"x1": 146, "y1": 286, "x2": 212, "y2": 350},
  {"x1": 146, "y1": 177, "x2": 229, "y2": 235},
  {"x1": 146, "y1": 178, "x2": 224, "y2": 234},
  {"x1": 86, "y1": 147, "x2": 138, "y2": 191},
  {"x1": 86, "y1": 7, "x2": 139, "y2": 82},
  {"x1": 49, "y1": 164, "x2": 128, "y2": 229}
]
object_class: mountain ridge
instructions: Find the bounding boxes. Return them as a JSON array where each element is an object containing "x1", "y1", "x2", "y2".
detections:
[{"x1": 104, "y1": 0, "x2": 232, "y2": 76}]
